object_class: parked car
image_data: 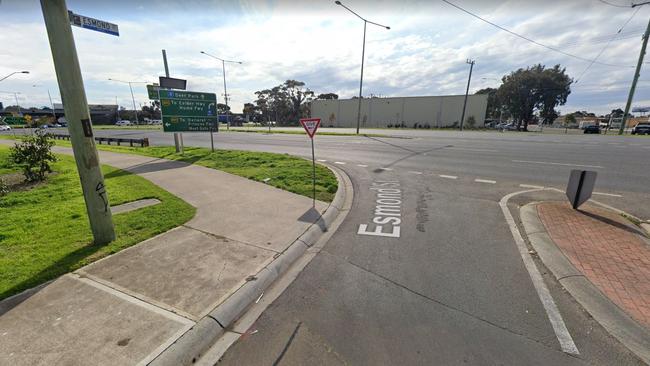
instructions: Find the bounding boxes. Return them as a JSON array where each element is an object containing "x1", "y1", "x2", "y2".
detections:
[
  {"x1": 0, "y1": 124, "x2": 11, "y2": 131},
  {"x1": 631, "y1": 123, "x2": 650, "y2": 135},
  {"x1": 583, "y1": 125, "x2": 601, "y2": 134},
  {"x1": 115, "y1": 120, "x2": 131, "y2": 126},
  {"x1": 497, "y1": 122, "x2": 518, "y2": 131},
  {"x1": 39, "y1": 124, "x2": 51, "y2": 129}
]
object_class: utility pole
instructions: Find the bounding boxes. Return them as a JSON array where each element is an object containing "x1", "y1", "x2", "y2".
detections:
[
  {"x1": 40, "y1": 0, "x2": 115, "y2": 244},
  {"x1": 163, "y1": 49, "x2": 182, "y2": 153},
  {"x1": 460, "y1": 59, "x2": 475, "y2": 131},
  {"x1": 620, "y1": 17, "x2": 650, "y2": 135}
]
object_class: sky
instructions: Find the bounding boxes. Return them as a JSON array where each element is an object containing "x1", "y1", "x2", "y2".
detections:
[{"x1": 1, "y1": 0, "x2": 650, "y2": 116}]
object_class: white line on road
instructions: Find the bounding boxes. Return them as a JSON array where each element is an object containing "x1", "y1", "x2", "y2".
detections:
[
  {"x1": 317, "y1": 159, "x2": 327, "y2": 162},
  {"x1": 499, "y1": 190, "x2": 580, "y2": 355},
  {"x1": 474, "y1": 179, "x2": 496, "y2": 184},
  {"x1": 379, "y1": 167, "x2": 393, "y2": 171},
  {"x1": 512, "y1": 160, "x2": 604, "y2": 169},
  {"x1": 408, "y1": 171, "x2": 423, "y2": 175},
  {"x1": 520, "y1": 184, "x2": 545, "y2": 189},
  {"x1": 357, "y1": 164, "x2": 368, "y2": 167},
  {"x1": 439, "y1": 174, "x2": 458, "y2": 180},
  {"x1": 447, "y1": 147, "x2": 499, "y2": 153},
  {"x1": 334, "y1": 161, "x2": 346, "y2": 165},
  {"x1": 593, "y1": 192, "x2": 623, "y2": 198}
]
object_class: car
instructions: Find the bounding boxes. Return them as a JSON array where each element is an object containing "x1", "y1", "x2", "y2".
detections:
[
  {"x1": 583, "y1": 125, "x2": 601, "y2": 134},
  {"x1": 631, "y1": 123, "x2": 650, "y2": 135},
  {"x1": 39, "y1": 124, "x2": 51, "y2": 129},
  {"x1": 115, "y1": 120, "x2": 132, "y2": 126},
  {"x1": 0, "y1": 124, "x2": 11, "y2": 131}
]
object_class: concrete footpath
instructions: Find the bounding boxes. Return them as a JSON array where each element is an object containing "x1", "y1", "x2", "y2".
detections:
[
  {"x1": 0, "y1": 145, "x2": 348, "y2": 365},
  {"x1": 520, "y1": 200, "x2": 650, "y2": 364}
]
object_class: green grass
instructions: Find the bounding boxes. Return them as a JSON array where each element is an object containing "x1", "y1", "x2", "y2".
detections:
[
  {"x1": 0, "y1": 135, "x2": 339, "y2": 202},
  {"x1": 0, "y1": 145, "x2": 195, "y2": 300},
  {"x1": 93, "y1": 145, "x2": 338, "y2": 202}
]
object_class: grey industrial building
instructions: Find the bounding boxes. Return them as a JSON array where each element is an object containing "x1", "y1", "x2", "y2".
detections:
[{"x1": 310, "y1": 94, "x2": 488, "y2": 128}]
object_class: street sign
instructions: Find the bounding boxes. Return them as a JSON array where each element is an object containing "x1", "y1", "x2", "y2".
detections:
[
  {"x1": 147, "y1": 84, "x2": 160, "y2": 100},
  {"x1": 160, "y1": 90, "x2": 218, "y2": 132},
  {"x1": 1, "y1": 116, "x2": 27, "y2": 125},
  {"x1": 300, "y1": 118, "x2": 321, "y2": 138},
  {"x1": 159, "y1": 76, "x2": 187, "y2": 90},
  {"x1": 566, "y1": 170, "x2": 597, "y2": 209},
  {"x1": 68, "y1": 11, "x2": 119, "y2": 36}
]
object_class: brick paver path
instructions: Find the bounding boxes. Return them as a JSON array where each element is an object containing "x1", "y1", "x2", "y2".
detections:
[{"x1": 538, "y1": 202, "x2": 650, "y2": 328}]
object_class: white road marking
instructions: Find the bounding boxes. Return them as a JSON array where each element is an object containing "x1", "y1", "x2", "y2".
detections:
[
  {"x1": 474, "y1": 179, "x2": 496, "y2": 184},
  {"x1": 357, "y1": 164, "x2": 368, "y2": 167},
  {"x1": 592, "y1": 192, "x2": 623, "y2": 198},
  {"x1": 408, "y1": 171, "x2": 423, "y2": 175},
  {"x1": 499, "y1": 189, "x2": 580, "y2": 355},
  {"x1": 520, "y1": 184, "x2": 545, "y2": 189},
  {"x1": 317, "y1": 159, "x2": 327, "y2": 162},
  {"x1": 378, "y1": 167, "x2": 393, "y2": 171},
  {"x1": 512, "y1": 160, "x2": 604, "y2": 169},
  {"x1": 439, "y1": 174, "x2": 458, "y2": 180},
  {"x1": 334, "y1": 161, "x2": 346, "y2": 165},
  {"x1": 447, "y1": 147, "x2": 499, "y2": 153}
]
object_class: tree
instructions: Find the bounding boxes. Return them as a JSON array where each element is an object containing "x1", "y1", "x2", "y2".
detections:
[
  {"x1": 317, "y1": 93, "x2": 338, "y2": 100},
  {"x1": 497, "y1": 64, "x2": 572, "y2": 130},
  {"x1": 475, "y1": 88, "x2": 499, "y2": 120},
  {"x1": 10, "y1": 132, "x2": 57, "y2": 182},
  {"x1": 242, "y1": 103, "x2": 260, "y2": 122},
  {"x1": 217, "y1": 103, "x2": 230, "y2": 115},
  {"x1": 251, "y1": 80, "x2": 314, "y2": 125}
]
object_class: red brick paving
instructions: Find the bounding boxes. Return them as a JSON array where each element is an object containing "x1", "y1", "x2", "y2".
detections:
[{"x1": 537, "y1": 202, "x2": 650, "y2": 329}]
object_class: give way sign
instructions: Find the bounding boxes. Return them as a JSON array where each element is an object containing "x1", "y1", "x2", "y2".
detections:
[{"x1": 300, "y1": 118, "x2": 321, "y2": 138}]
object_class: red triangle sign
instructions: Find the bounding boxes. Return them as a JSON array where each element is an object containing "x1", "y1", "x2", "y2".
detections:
[{"x1": 300, "y1": 118, "x2": 321, "y2": 139}]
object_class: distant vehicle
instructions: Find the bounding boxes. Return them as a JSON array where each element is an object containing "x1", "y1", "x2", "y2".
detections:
[
  {"x1": 39, "y1": 124, "x2": 51, "y2": 129},
  {"x1": 583, "y1": 125, "x2": 601, "y2": 134},
  {"x1": 0, "y1": 124, "x2": 11, "y2": 131},
  {"x1": 115, "y1": 120, "x2": 131, "y2": 126},
  {"x1": 497, "y1": 122, "x2": 517, "y2": 131},
  {"x1": 52, "y1": 123, "x2": 62, "y2": 128},
  {"x1": 631, "y1": 123, "x2": 650, "y2": 135},
  {"x1": 151, "y1": 119, "x2": 162, "y2": 125}
]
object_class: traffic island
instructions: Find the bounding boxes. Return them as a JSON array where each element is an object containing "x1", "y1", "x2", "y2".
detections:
[{"x1": 520, "y1": 201, "x2": 650, "y2": 363}]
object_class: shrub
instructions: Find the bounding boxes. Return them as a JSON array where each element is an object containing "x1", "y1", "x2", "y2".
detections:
[{"x1": 10, "y1": 132, "x2": 57, "y2": 182}]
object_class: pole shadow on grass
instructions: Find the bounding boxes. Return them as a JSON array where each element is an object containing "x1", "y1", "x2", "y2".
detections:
[
  {"x1": 0, "y1": 238, "x2": 112, "y2": 315},
  {"x1": 103, "y1": 157, "x2": 203, "y2": 179}
]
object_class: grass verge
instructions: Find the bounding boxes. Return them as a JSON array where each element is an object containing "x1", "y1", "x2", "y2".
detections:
[{"x1": 0, "y1": 145, "x2": 195, "y2": 300}]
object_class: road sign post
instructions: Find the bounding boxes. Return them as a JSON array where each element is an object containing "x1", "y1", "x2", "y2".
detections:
[
  {"x1": 300, "y1": 118, "x2": 321, "y2": 207},
  {"x1": 41, "y1": 0, "x2": 115, "y2": 244}
]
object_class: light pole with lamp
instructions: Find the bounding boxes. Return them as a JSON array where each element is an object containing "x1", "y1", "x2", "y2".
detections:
[
  {"x1": 334, "y1": 0, "x2": 390, "y2": 134},
  {"x1": 32, "y1": 84, "x2": 57, "y2": 120},
  {"x1": 0, "y1": 70, "x2": 29, "y2": 83},
  {"x1": 107, "y1": 78, "x2": 149, "y2": 125},
  {"x1": 200, "y1": 51, "x2": 243, "y2": 130}
]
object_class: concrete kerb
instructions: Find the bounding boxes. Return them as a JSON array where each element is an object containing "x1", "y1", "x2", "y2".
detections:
[
  {"x1": 148, "y1": 162, "x2": 352, "y2": 366},
  {"x1": 520, "y1": 202, "x2": 650, "y2": 365}
]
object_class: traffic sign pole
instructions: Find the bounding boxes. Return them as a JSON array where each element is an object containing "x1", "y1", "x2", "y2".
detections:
[
  {"x1": 162, "y1": 49, "x2": 182, "y2": 153},
  {"x1": 300, "y1": 118, "x2": 321, "y2": 207},
  {"x1": 40, "y1": 0, "x2": 115, "y2": 244}
]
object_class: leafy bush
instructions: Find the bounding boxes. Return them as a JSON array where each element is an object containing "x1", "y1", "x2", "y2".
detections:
[{"x1": 10, "y1": 132, "x2": 57, "y2": 182}]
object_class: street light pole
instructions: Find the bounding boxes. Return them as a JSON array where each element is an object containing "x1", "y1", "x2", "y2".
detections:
[
  {"x1": 0, "y1": 70, "x2": 29, "y2": 83},
  {"x1": 108, "y1": 78, "x2": 148, "y2": 125},
  {"x1": 33, "y1": 84, "x2": 57, "y2": 120},
  {"x1": 200, "y1": 51, "x2": 242, "y2": 130},
  {"x1": 335, "y1": 0, "x2": 389, "y2": 134},
  {"x1": 460, "y1": 59, "x2": 475, "y2": 131}
]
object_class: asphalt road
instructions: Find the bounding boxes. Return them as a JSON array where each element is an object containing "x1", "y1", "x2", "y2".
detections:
[{"x1": 4, "y1": 128, "x2": 649, "y2": 364}]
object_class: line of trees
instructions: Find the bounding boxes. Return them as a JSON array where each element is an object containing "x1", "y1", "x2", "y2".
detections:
[
  {"x1": 476, "y1": 64, "x2": 573, "y2": 131},
  {"x1": 243, "y1": 80, "x2": 338, "y2": 125}
]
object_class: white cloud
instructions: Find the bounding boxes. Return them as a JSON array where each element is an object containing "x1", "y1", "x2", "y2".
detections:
[{"x1": 1, "y1": 0, "x2": 649, "y2": 116}]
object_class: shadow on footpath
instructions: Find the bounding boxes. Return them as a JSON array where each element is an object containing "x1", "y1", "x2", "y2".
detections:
[
  {"x1": 103, "y1": 157, "x2": 200, "y2": 179},
  {"x1": 579, "y1": 209, "x2": 646, "y2": 237},
  {"x1": 298, "y1": 206, "x2": 327, "y2": 232}
]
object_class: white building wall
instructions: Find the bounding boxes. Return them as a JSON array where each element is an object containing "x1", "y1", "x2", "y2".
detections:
[{"x1": 311, "y1": 94, "x2": 488, "y2": 128}]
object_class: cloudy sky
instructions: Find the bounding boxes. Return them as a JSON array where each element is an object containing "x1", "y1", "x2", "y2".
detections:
[{"x1": 1, "y1": 0, "x2": 650, "y2": 115}]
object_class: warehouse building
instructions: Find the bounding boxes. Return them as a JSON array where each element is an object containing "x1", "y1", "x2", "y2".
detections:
[{"x1": 311, "y1": 94, "x2": 488, "y2": 128}]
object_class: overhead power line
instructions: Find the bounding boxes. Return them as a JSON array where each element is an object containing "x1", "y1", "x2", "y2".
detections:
[
  {"x1": 597, "y1": 0, "x2": 632, "y2": 8},
  {"x1": 576, "y1": 6, "x2": 641, "y2": 82},
  {"x1": 440, "y1": 0, "x2": 635, "y2": 68}
]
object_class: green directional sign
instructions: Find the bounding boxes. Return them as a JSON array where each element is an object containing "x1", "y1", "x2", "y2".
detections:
[
  {"x1": 147, "y1": 84, "x2": 160, "y2": 100},
  {"x1": 160, "y1": 90, "x2": 218, "y2": 132},
  {"x1": 2, "y1": 116, "x2": 27, "y2": 125}
]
